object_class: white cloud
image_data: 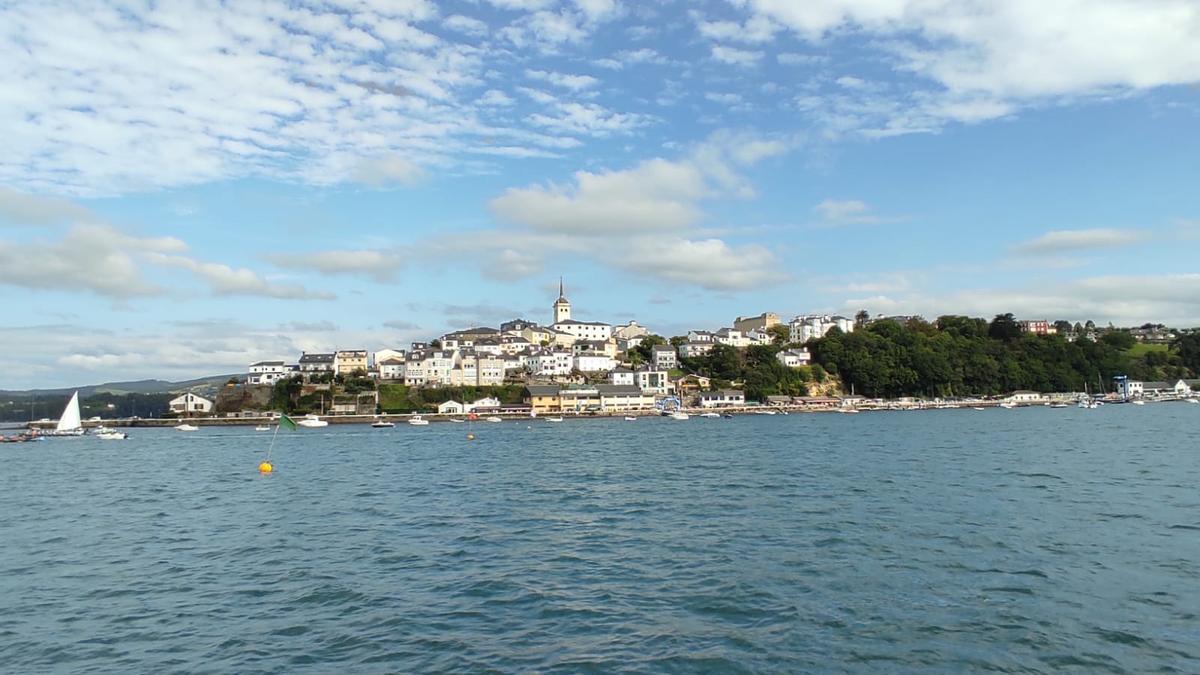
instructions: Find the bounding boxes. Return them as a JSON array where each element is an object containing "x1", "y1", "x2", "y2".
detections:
[
  {"x1": 572, "y1": 0, "x2": 623, "y2": 23},
  {"x1": 0, "y1": 224, "x2": 184, "y2": 297},
  {"x1": 739, "y1": 0, "x2": 1200, "y2": 100},
  {"x1": 442, "y1": 14, "x2": 488, "y2": 37},
  {"x1": 148, "y1": 254, "x2": 335, "y2": 300},
  {"x1": 527, "y1": 102, "x2": 654, "y2": 136},
  {"x1": 813, "y1": 198, "x2": 894, "y2": 225},
  {"x1": 351, "y1": 156, "x2": 426, "y2": 187},
  {"x1": 478, "y1": 89, "x2": 516, "y2": 106},
  {"x1": 268, "y1": 249, "x2": 406, "y2": 282},
  {"x1": 705, "y1": 92, "x2": 744, "y2": 105},
  {"x1": 611, "y1": 237, "x2": 782, "y2": 290},
  {"x1": 694, "y1": 13, "x2": 778, "y2": 44},
  {"x1": 0, "y1": 187, "x2": 94, "y2": 226},
  {"x1": 777, "y1": 52, "x2": 828, "y2": 66},
  {"x1": 1012, "y1": 228, "x2": 1146, "y2": 255},
  {"x1": 525, "y1": 69, "x2": 600, "y2": 91},
  {"x1": 711, "y1": 45, "x2": 764, "y2": 66}
]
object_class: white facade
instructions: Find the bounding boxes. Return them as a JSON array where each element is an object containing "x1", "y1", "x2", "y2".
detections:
[
  {"x1": 678, "y1": 342, "x2": 715, "y2": 359},
  {"x1": 574, "y1": 354, "x2": 616, "y2": 373},
  {"x1": 373, "y1": 349, "x2": 405, "y2": 367},
  {"x1": 553, "y1": 320, "x2": 614, "y2": 342},
  {"x1": 635, "y1": 369, "x2": 671, "y2": 395},
  {"x1": 777, "y1": 348, "x2": 812, "y2": 368},
  {"x1": 528, "y1": 350, "x2": 574, "y2": 377},
  {"x1": 610, "y1": 369, "x2": 636, "y2": 386},
  {"x1": 438, "y1": 400, "x2": 465, "y2": 414},
  {"x1": 788, "y1": 315, "x2": 855, "y2": 343},
  {"x1": 248, "y1": 361, "x2": 291, "y2": 386},
  {"x1": 378, "y1": 358, "x2": 406, "y2": 380},
  {"x1": 652, "y1": 346, "x2": 677, "y2": 370},
  {"x1": 613, "y1": 321, "x2": 649, "y2": 340},
  {"x1": 169, "y1": 392, "x2": 213, "y2": 414},
  {"x1": 688, "y1": 330, "x2": 716, "y2": 343},
  {"x1": 714, "y1": 328, "x2": 750, "y2": 347},
  {"x1": 699, "y1": 390, "x2": 745, "y2": 408}
]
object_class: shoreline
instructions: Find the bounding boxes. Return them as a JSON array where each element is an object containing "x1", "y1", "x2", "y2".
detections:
[{"x1": 22, "y1": 396, "x2": 1197, "y2": 429}]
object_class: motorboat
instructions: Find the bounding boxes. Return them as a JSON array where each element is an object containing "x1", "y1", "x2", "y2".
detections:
[
  {"x1": 972, "y1": 407, "x2": 986, "y2": 411},
  {"x1": 1131, "y1": 400, "x2": 1146, "y2": 406},
  {"x1": 722, "y1": 413, "x2": 734, "y2": 419},
  {"x1": 545, "y1": 416, "x2": 564, "y2": 423},
  {"x1": 298, "y1": 414, "x2": 329, "y2": 428},
  {"x1": 254, "y1": 425, "x2": 272, "y2": 431},
  {"x1": 96, "y1": 430, "x2": 128, "y2": 440},
  {"x1": 485, "y1": 416, "x2": 502, "y2": 423},
  {"x1": 699, "y1": 412, "x2": 721, "y2": 418},
  {"x1": 669, "y1": 412, "x2": 689, "y2": 420},
  {"x1": 371, "y1": 419, "x2": 395, "y2": 428},
  {"x1": 174, "y1": 423, "x2": 199, "y2": 432},
  {"x1": 408, "y1": 415, "x2": 430, "y2": 426},
  {"x1": 1049, "y1": 402, "x2": 1069, "y2": 408},
  {"x1": 624, "y1": 416, "x2": 637, "y2": 421},
  {"x1": 449, "y1": 418, "x2": 466, "y2": 423}
]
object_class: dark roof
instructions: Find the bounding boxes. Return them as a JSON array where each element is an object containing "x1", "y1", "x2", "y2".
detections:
[
  {"x1": 597, "y1": 385, "x2": 643, "y2": 395},
  {"x1": 250, "y1": 360, "x2": 285, "y2": 367},
  {"x1": 525, "y1": 385, "x2": 560, "y2": 396},
  {"x1": 652, "y1": 345, "x2": 675, "y2": 352},
  {"x1": 299, "y1": 353, "x2": 334, "y2": 363},
  {"x1": 379, "y1": 358, "x2": 405, "y2": 366}
]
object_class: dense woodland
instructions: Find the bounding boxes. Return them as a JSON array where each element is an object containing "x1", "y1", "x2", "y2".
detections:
[{"x1": 676, "y1": 315, "x2": 1200, "y2": 401}]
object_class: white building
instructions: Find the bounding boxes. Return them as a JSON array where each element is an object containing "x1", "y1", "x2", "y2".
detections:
[
  {"x1": 438, "y1": 400, "x2": 465, "y2": 415},
  {"x1": 613, "y1": 321, "x2": 649, "y2": 340},
  {"x1": 334, "y1": 349, "x2": 369, "y2": 376},
  {"x1": 373, "y1": 348, "x2": 405, "y2": 367},
  {"x1": 298, "y1": 352, "x2": 335, "y2": 373},
  {"x1": 699, "y1": 390, "x2": 745, "y2": 408},
  {"x1": 714, "y1": 328, "x2": 750, "y2": 347},
  {"x1": 678, "y1": 342, "x2": 715, "y2": 359},
  {"x1": 553, "y1": 319, "x2": 614, "y2": 342},
  {"x1": 169, "y1": 392, "x2": 213, "y2": 415},
  {"x1": 788, "y1": 315, "x2": 855, "y2": 343},
  {"x1": 652, "y1": 345, "x2": 677, "y2": 370},
  {"x1": 378, "y1": 358, "x2": 406, "y2": 380},
  {"x1": 635, "y1": 368, "x2": 671, "y2": 395},
  {"x1": 528, "y1": 350, "x2": 574, "y2": 377},
  {"x1": 610, "y1": 368, "x2": 635, "y2": 386},
  {"x1": 688, "y1": 330, "x2": 717, "y2": 343},
  {"x1": 247, "y1": 361, "x2": 292, "y2": 386},
  {"x1": 574, "y1": 354, "x2": 616, "y2": 373},
  {"x1": 777, "y1": 348, "x2": 812, "y2": 368}
]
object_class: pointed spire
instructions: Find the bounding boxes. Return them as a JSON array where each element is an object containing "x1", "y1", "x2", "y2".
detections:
[{"x1": 559, "y1": 276, "x2": 564, "y2": 299}]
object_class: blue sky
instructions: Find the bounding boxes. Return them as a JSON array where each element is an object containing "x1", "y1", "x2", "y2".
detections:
[{"x1": 1, "y1": 0, "x2": 1199, "y2": 388}]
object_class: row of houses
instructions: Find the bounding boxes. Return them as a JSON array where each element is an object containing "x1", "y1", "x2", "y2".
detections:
[{"x1": 1115, "y1": 378, "x2": 1200, "y2": 399}]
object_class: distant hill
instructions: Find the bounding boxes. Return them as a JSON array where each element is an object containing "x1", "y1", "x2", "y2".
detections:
[{"x1": 0, "y1": 374, "x2": 242, "y2": 398}]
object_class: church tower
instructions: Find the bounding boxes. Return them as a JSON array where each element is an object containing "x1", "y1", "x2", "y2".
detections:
[{"x1": 553, "y1": 277, "x2": 571, "y2": 324}]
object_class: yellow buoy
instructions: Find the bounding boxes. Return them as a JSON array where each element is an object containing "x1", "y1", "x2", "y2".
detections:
[
  {"x1": 258, "y1": 461, "x2": 273, "y2": 474},
  {"x1": 466, "y1": 433, "x2": 476, "y2": 440}
]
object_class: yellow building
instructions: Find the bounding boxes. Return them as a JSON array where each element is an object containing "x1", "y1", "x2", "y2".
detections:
[
  {"x1": 334, "y1": 350, "x2": 368, "y2": 375},
  {"x1": 524, "y1": 385, "x2": 562, "y2": 414}
]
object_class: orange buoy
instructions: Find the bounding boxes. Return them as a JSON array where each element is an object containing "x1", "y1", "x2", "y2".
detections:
[{"x1": 258, "y1": 461, "x2": 273, "y2": 474}]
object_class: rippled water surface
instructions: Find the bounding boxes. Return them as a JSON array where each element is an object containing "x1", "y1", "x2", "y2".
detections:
[{"x1": 2, "y1": 405, "x2": 1198, "y2": 672}]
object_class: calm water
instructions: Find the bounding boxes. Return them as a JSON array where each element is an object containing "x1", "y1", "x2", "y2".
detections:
[{"x1": 1, "y1": 405, "x2": 1198, "y2": 673}]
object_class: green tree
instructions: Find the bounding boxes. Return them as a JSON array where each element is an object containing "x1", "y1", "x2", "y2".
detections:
[
  {"x1": 767, "y1": 324, "x2": 791, "y2": 345},
  {"x1": 1172, "y1": 333, "x2": 1200, "y2": 373},
  {"x1": 988, "y1": 313, "x2": 1022, "y2": 341}
]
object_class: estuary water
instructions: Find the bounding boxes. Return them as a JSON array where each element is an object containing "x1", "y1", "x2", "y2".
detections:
[{"x1": 1, "y1": 405, "x2": 1198, "y2": 673}]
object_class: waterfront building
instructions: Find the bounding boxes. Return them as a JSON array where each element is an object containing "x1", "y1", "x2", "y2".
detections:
[
  {"x1": 524, "y1": 385, "x2": 562, "y2": 414},
  {"x1": 597, "y1": 385, "x2": 655, "y2": 411},
  {"x1": 699, "y1": 389, "x2": 746, "y2": 408},
  {"x1": 247, "y1": 361, "x2": 292, "y2": 386},
  {"x1": 169, "y1": 392, "x2": 214, "y2": 415}
]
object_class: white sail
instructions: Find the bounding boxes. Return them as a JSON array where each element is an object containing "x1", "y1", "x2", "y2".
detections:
[{"x1": 56, "y1": 391, "x2": 82, "y2": 431}]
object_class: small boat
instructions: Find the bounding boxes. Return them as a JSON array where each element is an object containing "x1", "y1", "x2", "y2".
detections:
[
  {"x1": 254, "y1": 425, "x2": 272, "y2": 431},
  {"x1": 449, "y1": 418, "x2": 466, "y2": 423},
  {"x1": 371, "y1": 420, "x2": 395, "y2": 428},
  {"x1": 972, "y1": 407, "x2": 986, "y2": 411},
  {"x1": 624, "y1": 416, "x2": 637, "y2": 421},
  {"x1": 43, "y1": 392, "x2": 86, "y2": 436},
  {"x1": 298, "y1": 414, "x2": 329, "y2": 428},
  {"x1": 1131, "y1": 400, "x2": 1146, "y2": 406},
  {"x1": 699, "y1": 412, "x2": 721, "y2": 418},
  {"x1": 1187, "y1": 399, "x2": 1200, "y2": 405},
  {"x1": 722, "y1": 413, "x2": 734, "y2": 419},
  {"x1": 485, "y1": 416, "x2": 502, "y2": 423},
  {"x1": 754, "y1": 410, "x2": 777, "y2": 415},
  {"x1": 545, "y1": 416, "x2": 564, "y2": 423},
  {"x1": 1049, "y1": 402, "x2": 1069, "y2": 408},
  {"x1": 670, "y1": 412, "x2": 689, "y2": 420},
  {"x1": 174, "y1": 423, "x2": 199, "y2": 432},
  {"x1": 840, "y1": 408, "x2": 860, "y2": 414},
  {"x1": 96, "y1": 430, "x2": 127, "y2": 440},
  {"x1": 779, "y1": 410, "x2": 789, "y2": 415},
  {"x1": 408, "y1": 415, "x2": 430, "y2": 426}
]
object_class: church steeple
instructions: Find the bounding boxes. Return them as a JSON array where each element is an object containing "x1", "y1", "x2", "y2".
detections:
[{"x1": 553, "y1": 276, "x2": 571, "y2": 324}]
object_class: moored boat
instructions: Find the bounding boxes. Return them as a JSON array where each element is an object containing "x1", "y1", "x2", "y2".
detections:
[
  {"x1": 408, "y1": 415, "x2": 429, "y2": 426},
  {"x1": 297, "y1": 414, "x2": 328, "y2": 428},
  {"x1": 371, "y1": 419, "x2": 395, "y2": 428},
  {"x1": 174, "y1": 423, "x2": 199, "y2": 432}
]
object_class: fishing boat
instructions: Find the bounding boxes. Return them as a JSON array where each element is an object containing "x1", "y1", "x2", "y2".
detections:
[
  {"x1": 408, "y1": 415, "x2": 429, "y2": 426},
  {"x1": 297, "y1": 414, "x2": 328, "y2": 428},
  {"x1": 174, "y1": 423, "x2": 199, "y2": 432},
  {"x1": 44, "y1": 392, "x2": 86, "y2": 436},
  {"x1": 371, "y1": 419, "x2": 395, "y2": 428}
]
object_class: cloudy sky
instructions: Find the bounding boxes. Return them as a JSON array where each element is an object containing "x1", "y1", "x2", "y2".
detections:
[{"x1": 2, "y1": 0, "x2": 1199, "y2": 388}]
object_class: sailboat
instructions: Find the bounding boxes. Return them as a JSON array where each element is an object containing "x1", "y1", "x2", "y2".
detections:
[{"x1": 47, "y1": 392, "x2": 86, "y2": 436}]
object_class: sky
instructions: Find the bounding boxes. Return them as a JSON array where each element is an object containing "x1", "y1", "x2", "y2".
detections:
[{"x1": 1, "y1": 0, "x2": 1199, "y2": 389}]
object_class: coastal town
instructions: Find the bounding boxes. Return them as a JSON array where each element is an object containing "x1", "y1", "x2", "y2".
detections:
[{"x1": 14, "y1": 278, "x2": 1191, "y2": 433}]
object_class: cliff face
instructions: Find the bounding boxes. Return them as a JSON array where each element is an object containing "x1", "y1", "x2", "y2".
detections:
[{"x1": 214, "y1": 384, "x2": 273, "y2": 414}]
